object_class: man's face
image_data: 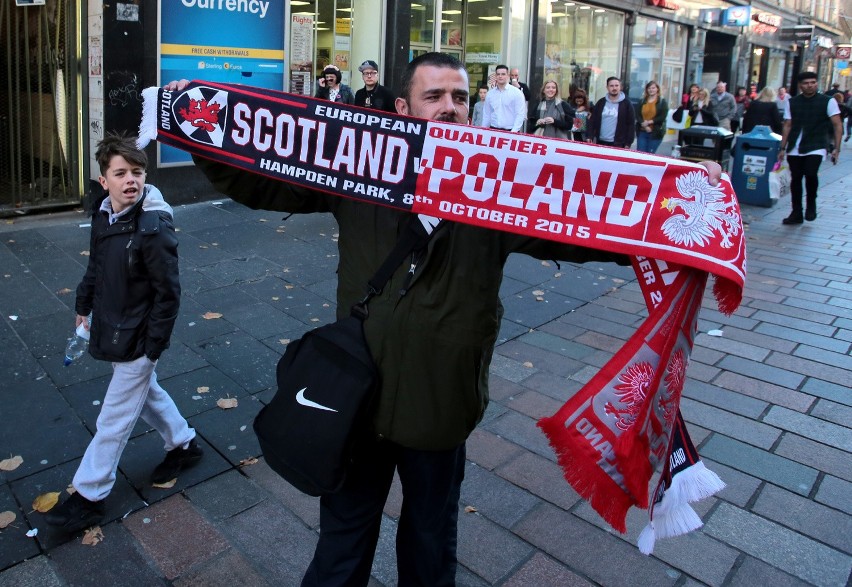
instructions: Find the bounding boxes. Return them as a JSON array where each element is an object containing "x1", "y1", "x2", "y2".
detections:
[
  {"x1": 396, "y1": 64, "x2": 469, "y2": 124},
  {"x1": 779, "y1": 87, "x2": 787, "y2": 97},
  {"x1": 607, "y1": 79, "x2": 621, "y2": 96},
  {"x1": 799, "y1": 78, "x2": 818, "y2": 96},
  {"x1": 478, "y1": 88, "x2": 488, "y2": 101},
  {"x1": 510, "y1": 69, "x2": 520, "y2": 83},
  {"x1": 494, "y1": 68, "x2": 509, "y2": 87},
  {"x1": 324, "y1": 74, "x2": 337, "y2": 87},
  {"x1": 99, "y1": 155, "x2": 145, "y2": 214},
  {"x1": 716, "y1": 82, "x2": 726, "y2": 94},
  {"x1": 361, "y1": 69, "x2": 378, "y2": 87}
]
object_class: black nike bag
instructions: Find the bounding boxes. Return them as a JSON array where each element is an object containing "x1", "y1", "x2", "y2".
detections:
[{"x1": 253, "y1": 315, "x2": 378, "y2": 496}]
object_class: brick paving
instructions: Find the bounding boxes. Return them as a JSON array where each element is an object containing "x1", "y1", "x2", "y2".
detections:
[{"x1": 0, "y1": 139, "x2": 851, "y2": 586}]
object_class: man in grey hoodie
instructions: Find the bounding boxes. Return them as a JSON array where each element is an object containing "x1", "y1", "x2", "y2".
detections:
[
  {"x1": 588, "y1": 77, "x2": 636, "y2": 148},
  {"x1": 710, "y1": 81, "x2": 737, "y2": 131}
]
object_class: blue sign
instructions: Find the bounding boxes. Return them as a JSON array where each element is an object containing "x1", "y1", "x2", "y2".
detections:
[
  {"x1": 722, "y1": 6, "x2": 751, "y2": 26},
  {"x1": 159, "y1": 0, "x2": 285, "y2": 165}
]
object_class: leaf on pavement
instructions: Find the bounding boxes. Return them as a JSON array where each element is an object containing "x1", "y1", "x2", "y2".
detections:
[
  {"x1": 217, "y1": 397, "x2": 238, "y2": 409},
  {"x1": 0, "y1": 455, "x2": 23, "y2": 471},
  {"x1": 81, "y1": 526, "x2": 104, "y2": 546},
  {"x1": 80, "y1": 250, "x2": 90, "y2": 256},
  {"x1": 32, "y1": 492, "x2": 60, "y2": 513},
  {"x1": 56, "y1": 287, "x2": 73, "y2": 295},
  {"x1": 0, "y1": 511, "x2": 16, "y2": 528},
  {"x1": 240, "y1": 457, "x2": 259, "y2": 467},
  {"x1": 464, "y1": 505, "x2": 477, "y2": 513},
  {"x1": 522, "y1": 361, "x2": 534, "y2": 368},
  {"x1": 202, "y1": 312, "x2": 222, "y2": 320},
  {"x1": 196, "y1": 386, "x2": 210, "y2": 394},
  {"x1": 152, "y1": 478, "x2": 177, "y2": 489}
]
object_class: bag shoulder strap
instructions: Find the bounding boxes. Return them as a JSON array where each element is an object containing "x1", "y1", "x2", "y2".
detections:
[{"x1": 353, "y1": 215, "x2": 440, "y2": 317}]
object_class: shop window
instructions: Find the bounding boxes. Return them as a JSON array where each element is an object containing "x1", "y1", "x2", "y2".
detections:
[
  {"x1": 291, "y1": 0, "x2": 353, "y2": 93},
  {"x1": 631, "y1": 17, "x2": 686, "y2": 107},
  {"x1": 543, "y1": 2, "x2": 624, "y2": 103}
]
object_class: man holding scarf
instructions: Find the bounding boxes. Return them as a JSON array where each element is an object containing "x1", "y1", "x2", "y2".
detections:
[{"x1": 165, "y1": 54, "x2": 721, "y2": 586}]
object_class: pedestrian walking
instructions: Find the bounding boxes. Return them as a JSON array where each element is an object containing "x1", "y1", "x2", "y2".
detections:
[
  {"x1": 635, "y1": 80, "x2": 668, "y2": 153},
  {"x1": 569, "y1": 89, "x2": 591, "y2": 141},
  {"x1": 481, "y1": 64, "x2": 527, "y2": 132},
  {"x1": 471, "y1": 85, "x2": 488, "y2": 127},
  {"x1": 778, "y1": 71, "x2": 843, "y2": 224},
  {"x1": 709, "y1": 81, "x2": 736, "y2": 130},
  {"x1": 45, "y1": 132, "x2": 202, "y2": 533},
  {"x1": 316, "y1": 65, "x2": 354, "y2": 104},
  {"x1": 353, "y1": 60, "x2": 396, "y2": 113},
  {"x1": 587, "y1": 76, "x2": 636, "y2": 148},
  {"x1": 531, "y1": 80, "x2": 571, "y2": 139},
  {"x1": 741, "y1": 86, "x2": 783, "y2": 135}
]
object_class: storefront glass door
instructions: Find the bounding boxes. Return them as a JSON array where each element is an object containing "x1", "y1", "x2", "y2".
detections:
[{"x1": 543, "y1": 1, "x2": 624, "y2": 103}]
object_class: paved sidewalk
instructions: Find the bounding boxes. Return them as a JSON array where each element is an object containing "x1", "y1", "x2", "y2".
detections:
[{"x1": 0, "y1": 149, "x2": 850, "y2": 586}]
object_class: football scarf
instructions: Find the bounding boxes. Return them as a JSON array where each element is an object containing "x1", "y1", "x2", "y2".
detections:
[{"x1": 139, "y1": 81, "x2": 746, "y2": 546}]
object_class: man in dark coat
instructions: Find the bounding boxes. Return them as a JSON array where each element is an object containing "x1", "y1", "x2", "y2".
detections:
[
  {"x1": 353, "y1": 59, "x2": 397, "y2": 113},
  {"x1": 587, "y1": 76, "x2": 636, "y2": 148}
]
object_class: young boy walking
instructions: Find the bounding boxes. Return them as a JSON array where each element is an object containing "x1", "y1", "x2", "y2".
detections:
[{"x1": 46, "y1": 132, "x2": 202, "y2": 532}]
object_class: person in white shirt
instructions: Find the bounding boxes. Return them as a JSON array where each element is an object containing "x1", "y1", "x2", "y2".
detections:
[{"x1": 481, "y1": 64, "x2": 527, "y2": 132}]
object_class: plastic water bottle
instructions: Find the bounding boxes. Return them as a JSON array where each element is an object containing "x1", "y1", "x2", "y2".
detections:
[{"x1": 63, "y1": 318, "x2": 91, "y2": 366}]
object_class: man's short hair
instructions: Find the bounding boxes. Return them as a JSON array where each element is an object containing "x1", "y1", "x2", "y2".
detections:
[
  {"x1": 495, "y1": 64, "x2": 509, "y2": 73},
  {"x1": 797, "y1": 71, "x2": 817, "y2": 82},
  {"x1": 398, "y1": 52, "x2": 465, "y2": 101},
  {"x1": 96, "y1": 131, "x2": 147, "y2": 175},
  {"x1": 606, "y1": 76, "x2": 620, "y2": 84}
]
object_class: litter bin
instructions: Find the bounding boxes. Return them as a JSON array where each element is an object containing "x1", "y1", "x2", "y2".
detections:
[
  {"x1": 730, "y1": 125, "x2": 782, "y2": 207},
  {"x1": 677, "y1": 126, "x2": 734, "y2": 170}
]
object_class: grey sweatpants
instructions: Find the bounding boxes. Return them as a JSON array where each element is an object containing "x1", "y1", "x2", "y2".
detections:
[{"x1": 73, "y1": 355, "x2": 195, "y2": 501}]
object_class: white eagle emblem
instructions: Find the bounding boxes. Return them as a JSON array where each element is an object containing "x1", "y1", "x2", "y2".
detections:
[{"x1": 660, "y1": 171, "x2": 741, "y2": 248}]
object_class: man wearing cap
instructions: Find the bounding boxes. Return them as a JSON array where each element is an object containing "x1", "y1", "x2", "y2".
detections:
[
  {"x1": 354, "y1": 60, "x2": 397, "y2": 113},
  {"x1": 316, "y1": 65, "x2": 354, "y2": 104}
]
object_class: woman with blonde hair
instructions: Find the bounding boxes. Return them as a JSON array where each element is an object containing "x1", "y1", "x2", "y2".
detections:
[
  {"x1": 689, "y1": 88, "x2": 718, "y2": 127},
  {"x1": 635, "y1": 81, "x2": 668, "y2": 153},
  {"x1": 532, "y1": 80, "x2": 571, "y2": 139},
  {"x1": 741, "y1": 86, "x2": 782, "y2": 134}
]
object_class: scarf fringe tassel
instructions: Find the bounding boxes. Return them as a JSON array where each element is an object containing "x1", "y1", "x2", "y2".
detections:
[
  {"x1": 538, "y1": 416, "x2": 634, "y2": 534},
  {"x1": 137, "y1": 87, "x2": 161, "y2": 150},
  {"x1": 637, "y1": 461, "x2": 726, "y2": 554}
]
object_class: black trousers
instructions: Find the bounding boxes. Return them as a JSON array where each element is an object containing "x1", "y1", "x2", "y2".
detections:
[
  {"x1": 301, "y1": 439, "x2": 466, "y2": 587},
  {"x1": 787, "y1": 154, "x2": 823, "y2": 212}
]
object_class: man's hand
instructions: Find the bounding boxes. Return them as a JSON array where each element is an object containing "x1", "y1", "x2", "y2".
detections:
[
  {"x1": 698, "y1": 160, "x2": 722, "y2": 186},
  {"x1": 164, "y1": 79, "x2": 190, "y2": 92}
]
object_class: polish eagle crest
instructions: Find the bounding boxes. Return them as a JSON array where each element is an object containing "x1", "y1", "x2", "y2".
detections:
[{"x1": 660, "y1": 171, "x2": 741, "y2": 249}]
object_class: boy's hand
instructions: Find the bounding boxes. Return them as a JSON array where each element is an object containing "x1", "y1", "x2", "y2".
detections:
[{"x1": 75, "y1": 314, "x2": 90, "y2": 331}]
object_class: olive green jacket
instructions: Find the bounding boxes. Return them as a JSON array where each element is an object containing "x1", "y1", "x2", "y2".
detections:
[{"x1": 196, "y1": 157, "x2": 627, "y2": 450}]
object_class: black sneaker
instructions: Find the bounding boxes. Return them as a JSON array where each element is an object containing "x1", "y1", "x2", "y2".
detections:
[
  {"x1": 805, "y1": 207, "x2": 817, "y2": 221},
  {"x1": 151, "y1": 438, "x2": 203, "y2": 484},
  {"x1": 44, "y1": 491, "x2": 105, "y2": 533}
]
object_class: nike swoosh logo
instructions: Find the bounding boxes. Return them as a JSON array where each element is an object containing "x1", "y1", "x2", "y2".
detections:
[{"x1": 295, "y1": 387, "x2": 338, "y2": 412}]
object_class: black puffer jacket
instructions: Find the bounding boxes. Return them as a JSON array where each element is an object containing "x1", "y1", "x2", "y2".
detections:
[{"x1": 75, "y1": 186, "x2": 180, "y2": 362}]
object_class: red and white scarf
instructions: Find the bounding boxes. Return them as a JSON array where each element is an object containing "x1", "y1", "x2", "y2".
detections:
[{"x1": 139, "y1": 81, "x2": 746, "y2": 549}]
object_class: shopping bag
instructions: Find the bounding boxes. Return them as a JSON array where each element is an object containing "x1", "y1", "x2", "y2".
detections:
[
  {"x1": 667, "y1": 107, "x2": 691, "y2": 130},
  {"x1": 768, "y1": 160, "x2": 791, "y2": 200}
]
